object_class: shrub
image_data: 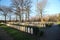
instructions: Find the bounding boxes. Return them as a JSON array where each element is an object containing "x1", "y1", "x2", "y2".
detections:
[
  {"x1": 46, "y1": 23, "x2": 53, "y2": 27},
  {"x1": 33, "y1": 27, "x2": 44, "y2": 37},
  {"x1": 0, "y1": 24, "x2": 6, "y2": 26},
  {"x1": 39, "y1": 31, "x2": 44, "y2": 37},
  {"x1": 58, "y1": 24, "x2": 60, "y2": 27},
  {"x1": 37, "y1": 30, "x2": 44, "y2": 37}
]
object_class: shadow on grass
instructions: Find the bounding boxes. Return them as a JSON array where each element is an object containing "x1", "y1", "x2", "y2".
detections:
[{"x1": 0, "y1": 24, "x2": 38, "y2": 40}]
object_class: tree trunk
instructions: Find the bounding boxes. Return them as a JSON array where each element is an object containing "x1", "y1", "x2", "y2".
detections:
[
  {"x1": 27, "y1": 11, "x2": 29, "y2": 22},
  {"x1": 25, "y1": 13, "x2": 27, "y2": 22},
  {"x1": 9, "y1": 15, "x2": 11, "y2": 22},
  {"x1": 19, "y1": 14, "x2": 21, "y2": 23},
  {"x1": 5, "y1": 16, "x2": 7, "y2": 23},
  {"x1": 16, "y1": 15, "x2": 17, "y2": 22},
  {"x1": 40, "y1": 10, "x2": 43, "y2": 22}
]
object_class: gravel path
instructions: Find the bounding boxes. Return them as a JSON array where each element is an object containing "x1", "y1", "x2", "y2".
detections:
[{"x1": 0, "y1": 27, "x2": 13, "y2": 40}]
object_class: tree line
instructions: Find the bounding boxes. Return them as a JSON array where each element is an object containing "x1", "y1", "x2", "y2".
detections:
[
  {"x1": 0, "y1": 0, "x2": 32, "y2": 23},
  {"x1": 0, "y1": 0, "x2": 59, "y2": 23}
]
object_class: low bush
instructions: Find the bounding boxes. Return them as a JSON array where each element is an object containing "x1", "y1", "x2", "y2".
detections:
[
  {"x1": 58, "y1": 24, "x2": 60, "y2": 27},
  {"x1": 46, "y1": 23, "x2": 53, "y2": 27},
  {"x1": 0, "y1": 24, "x2": 6, "y2": 26},
  {"x1": 36, "y1": 30, "x2": 44, "y2": 37}
]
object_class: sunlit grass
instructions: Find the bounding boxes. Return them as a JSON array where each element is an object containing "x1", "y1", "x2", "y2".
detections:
[{"x1": 56, "y1": 22, "x2": 60, "y2": 24}]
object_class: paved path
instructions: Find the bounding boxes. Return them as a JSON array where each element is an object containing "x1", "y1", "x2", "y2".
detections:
[
  {"x1": 0, "y1": 27, "x2": 13, "y2": 40},
  {"x1": 40, "y1": 24, "x2": 60, "y2": 40}
]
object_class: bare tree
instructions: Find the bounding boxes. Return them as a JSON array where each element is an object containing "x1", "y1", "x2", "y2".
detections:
[
  {"x1": 7, "y1": 8, "x2": 13, "y2": 22},
  {"x1": 24, "y1": 0, "x2": 32, "y2": 21},
  {"x1": 0, "y1": 6, "x2": 12, "y2": 23},
  {"x1": 11, "y1": 0, "x2": 32, "y2": 22},
  {"x1": 11, "y1": 0, "x2": 24, "y2": 22},
  {"x1": 14, "y1": 11, "x2": 19, "y2": 22},
  {"x1": 37, "y1": 0, "x2": 47, "y2": 22}
]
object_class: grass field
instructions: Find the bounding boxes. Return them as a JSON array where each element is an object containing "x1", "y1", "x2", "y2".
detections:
[
  {"x1": 0, "y1": 24, "x2": 37, "y2": 40},
  {"x1": 56, "y1": 22, "x2": 60, "y2": 24}
]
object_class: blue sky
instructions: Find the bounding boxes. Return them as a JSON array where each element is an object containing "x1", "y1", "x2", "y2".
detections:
[
  {"x1": 0, "y1": 0, "x2": 60, "y2": 20},
  {"x1": 45, "y1": 0, "x2": 60, "y2": 15},
  {"x1": 31, "y1": 0, "x2": 60, "y2": 16},
  {"x1": 29, "y1": 0, "x2": 60, "y2": 16}
]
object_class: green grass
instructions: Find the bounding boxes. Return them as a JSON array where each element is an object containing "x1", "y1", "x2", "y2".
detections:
[
  {"x1": 56, "y1": 22, "x2": 60, "y2": 24},
  {"x1": 0, "y1": 24, "x2": 6, "y2": 26},
  {"x1": 0, "y1": 24, "x2": 37, "y2": 40},
  {"x1": 56, "y1": 22, "x2": 60, "y2": 27}
]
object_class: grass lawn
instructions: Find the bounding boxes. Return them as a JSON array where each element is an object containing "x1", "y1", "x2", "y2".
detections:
[
  {"x1": 56, "y1": 22, "x2": 60, "y2": 27},
  {"x1": 56, "y1": 22, "x2": 60, "y2": 24},
  {"x1": 0, "y1": 24, "x2": 37, "y2": 40}
]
